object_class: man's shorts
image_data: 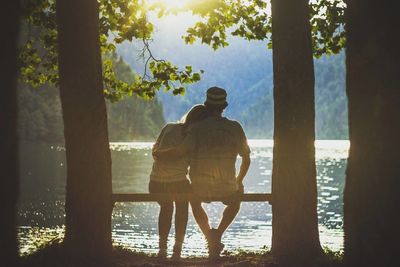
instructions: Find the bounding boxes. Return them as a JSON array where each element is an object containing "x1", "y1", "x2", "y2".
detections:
[
  {"x1": 192, "y1": 190, "x2": 242, "y2": 206},
  {"x1": 222, "y1": 190, "x2": 242, "y2": 205}
]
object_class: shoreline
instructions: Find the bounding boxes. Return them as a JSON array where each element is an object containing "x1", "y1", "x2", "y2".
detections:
[{"x1": 20, "y1": 242, "x2": 343, "y2": 267}]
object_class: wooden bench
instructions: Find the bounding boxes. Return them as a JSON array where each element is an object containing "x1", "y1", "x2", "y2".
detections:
[{"x1": 112, "y1": 193, "x2": 272, "y2": 205}]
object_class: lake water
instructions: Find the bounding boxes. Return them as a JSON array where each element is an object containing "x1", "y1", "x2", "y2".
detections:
[{"x1": 17, "y1": 140, "x2": 348, "y2": 256}]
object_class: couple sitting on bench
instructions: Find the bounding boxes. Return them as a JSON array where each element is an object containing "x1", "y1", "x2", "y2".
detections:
[{"x1": 150, "y1": 86, "x2": 251, "y2": 259}]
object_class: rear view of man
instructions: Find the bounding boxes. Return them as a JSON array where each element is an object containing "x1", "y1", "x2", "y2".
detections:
[{"x1": 155, "y1": 86, "x2": 251, "y2": 258}]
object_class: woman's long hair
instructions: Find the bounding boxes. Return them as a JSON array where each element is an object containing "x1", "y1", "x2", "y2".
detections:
[{"x1": 180, "y1": 104, "x2": 208, "y2": 131}]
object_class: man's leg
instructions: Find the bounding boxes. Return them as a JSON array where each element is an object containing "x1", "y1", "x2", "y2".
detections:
[
  {"x1": 217, "y1": 202, "x2": 241, "y2": 236},
  {"x1": 191, "y1": 200, "x2": 225, "y2": 258},
  {"x1": 190, "y1": 200, "x2": 211, "y2": 236},
  {"x1": 207, "y1": 201, "x2": 241, "y2": 258}
]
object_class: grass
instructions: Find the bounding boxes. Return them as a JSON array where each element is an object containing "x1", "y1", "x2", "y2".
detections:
[{"x1": 20, "y1": 240, "x2": 343, "y2": 267}]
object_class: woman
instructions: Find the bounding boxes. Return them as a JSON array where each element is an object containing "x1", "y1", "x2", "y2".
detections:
[{"x1": 149, "y1": 104, "x2": 207, "y2": 259}]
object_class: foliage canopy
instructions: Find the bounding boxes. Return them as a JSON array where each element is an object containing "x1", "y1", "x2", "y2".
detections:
[
  {"x1": 20, "y1": 0, "x2": 203, "y2": 101},
  {"x1": 180, "y1": 0, "x2": 345, "y2": 56},
  {"x1": 20, "y1": 0, "x2": 345, "y2": 102}
]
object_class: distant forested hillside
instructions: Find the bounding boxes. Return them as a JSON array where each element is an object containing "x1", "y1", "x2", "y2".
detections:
[
  {"x1": 314, "y1": 53, "x2": 347, "y2": 139},
  {"x1": 239, "y1": 52, "x2": 347, "y2": 139},
  {"x1": 18, "y1": 55, "x2": 165, "y2": 143},
  {"x1": 117, "y1": 14, "x2": 348, "y2": 139},
  {"x1": 106, "y1": 55, "x2": 165, "y2": 141}
]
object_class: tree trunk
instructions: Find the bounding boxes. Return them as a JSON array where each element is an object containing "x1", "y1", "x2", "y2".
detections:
[
  {"x1": 270, "y1": 0, "x2": 323, "y2": 262},
  {"x1": 344, "y1": 1, "x2": 400, "y2": 266},
  {"x1": 56, "y1": 0, "x2": 112, "y2": 256},
  {"x1": 0, "y1": 2, "x2": 20, "y2": 266}
]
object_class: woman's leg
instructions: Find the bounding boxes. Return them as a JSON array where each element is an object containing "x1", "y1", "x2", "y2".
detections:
[
  {"x1": 158, "y1": 201, "x2": 173, "y2": 256},
  {"x1": 174, "y1": 201, "x2": 189, "y2": 244},
  {"x1": 172, "y1": 201, "x2": 188, "y2": 258}
]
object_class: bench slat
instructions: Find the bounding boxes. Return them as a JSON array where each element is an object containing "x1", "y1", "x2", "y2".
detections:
[{"x1": 112, "y1": 193, "x2": 272, "y2": 203}]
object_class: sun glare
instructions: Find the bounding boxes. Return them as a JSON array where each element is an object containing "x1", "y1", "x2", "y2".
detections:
[{"x1": 156, "y1": 0, "x2": 192, "y2": 9}]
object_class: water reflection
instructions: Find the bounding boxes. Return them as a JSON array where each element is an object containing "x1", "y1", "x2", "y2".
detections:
[{"x1": 18, "y1": 140, "x2": 347, "y2": 255}]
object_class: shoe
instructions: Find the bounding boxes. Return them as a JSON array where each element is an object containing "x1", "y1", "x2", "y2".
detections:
[{"x1": 207, "y1": 228, "x2": 224, "y2": 259}]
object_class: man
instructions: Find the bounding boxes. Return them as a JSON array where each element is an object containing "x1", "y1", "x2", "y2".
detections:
[{"x1": 154, "y1": 86, "x2": 251, "y2": 258}]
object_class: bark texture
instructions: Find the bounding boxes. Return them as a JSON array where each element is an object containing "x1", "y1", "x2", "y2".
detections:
[
  {"x1": 0, "y1": 2, "x2": 20, "y2": 266},
  {"x1": 56, "y1": 0, "x2": 112, "y2": 255},
  {"x1": 344, "y1": 1, "x2": 400, "y2": 266},
  {"x1": 271, "y1": 0, "x2": 323, "y2": 261}
]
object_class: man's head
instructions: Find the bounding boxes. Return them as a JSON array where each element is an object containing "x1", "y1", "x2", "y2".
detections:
[{"x1": 204, "y1": 86, "x2": 228, "y2": 114}]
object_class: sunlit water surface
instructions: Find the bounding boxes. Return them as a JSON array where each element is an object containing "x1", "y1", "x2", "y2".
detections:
[{"x1": 18, "y1": 140, "x2": 348, "y2": 256}]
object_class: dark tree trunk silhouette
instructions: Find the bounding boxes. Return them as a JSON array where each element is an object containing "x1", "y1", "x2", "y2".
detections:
[
  {"x1": 0, "y1": 2, "x2": 20, "y2": 266},
  {"x1": 270, "y1": 0, "x2": 323, "y2": 261},
  {"x1": 56, "y1": 0, "x2": 112, "y2": 255},
  {"x1": 344, "y1": 1, "x2": 400, "y2": 266}
]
